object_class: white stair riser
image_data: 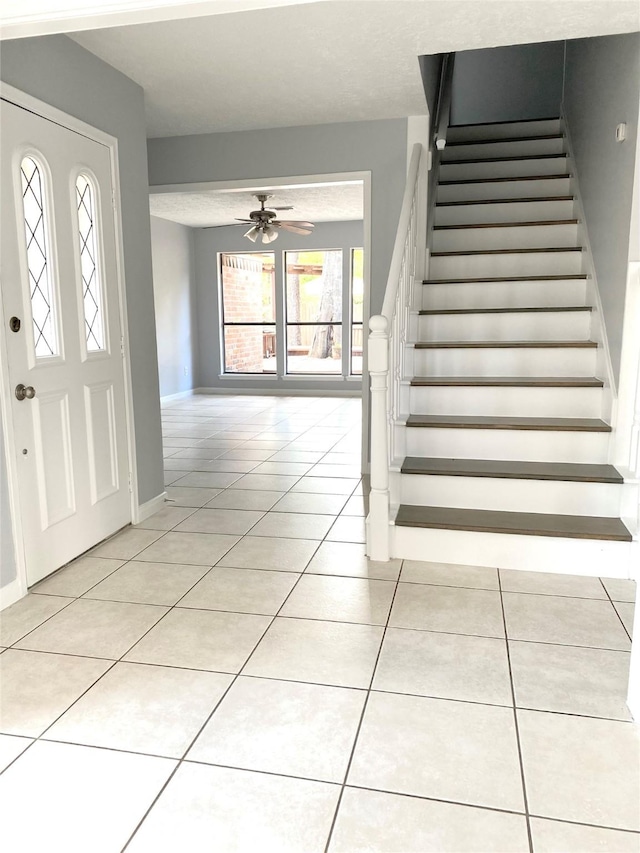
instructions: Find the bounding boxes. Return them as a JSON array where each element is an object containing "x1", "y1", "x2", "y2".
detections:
[
  {"x1": 438, "y1": 177, "x2": 571, "y2": 202},
  {"x1": 422, "y1": 280, "x2": 588, "y2": 310},
  {"x1": 405, "y1": 427, "x2": 609, "y2": 463},
  {"x1": 430, "y1": 251, "x2": 584, "y2": 279},
  {"x1": 440, "y1": 156, "x2": 568, "y2": 181},
  {"x1": 447, "y1": 119, "x2": 562, "y2": 143},
  {"x1": 435, "y1": 200, "x2": 575, "y2": 226},
  {"x1": 433, "y1": 223, "x2": 579, "y2": 252},
  {"x1": 441, "y1": 136, "x2": 565, "y2": 161},
  {"x1": 418, "y1": 310, "x2": 591, "y2": 341},
  {"x1": 409, "y1": 385, "x2": 602, "y2": 418},
  {"x1": 400, "y1": 474, "x2": 622, "y2": 517},
  {"x1": 391, "y1": 525, "x2": 635, "y2": 577},
  {"x1": 413, "y1": 346, "x2": 597, "y2": 377}
]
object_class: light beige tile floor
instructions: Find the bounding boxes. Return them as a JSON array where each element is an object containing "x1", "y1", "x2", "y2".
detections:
[{"x1": 1, "y1": 394, "x2": 638, "y2": 852}]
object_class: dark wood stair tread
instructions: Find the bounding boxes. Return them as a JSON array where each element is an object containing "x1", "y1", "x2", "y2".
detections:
[
  {"x1": 406, "y1": 415, "x2": 611, "y2": 432},
  {"x1": 445, "y1": 134, "x2": 564, "y2": 147},
  {"x1": 439, "y1": 174, "x2": 570, "y2": 185},
  {"x1": 434, "y1": 220, "x2": 578, "y2": 230},
  {"x1": 424, "y1": 274, "x2": 588, "y2": 284},
  {"x1": 394, "y1": 505, "x2": 632, "y2": 542},
  {"x1": 431, "y1": 247, "x2": 582, "y2": 256},
  {"x1": 436, "y1": 196, "x2": 574, "y2": 206},
  {"x1": 450, "y1": 117, "x2": 560, "y2": 128},
  {"x1": 410, "y1": 376, "x2": 604, "y2": 388},
  {"x1": 413, "y1": 340, "x2": 597, "y2": 349},
  {"x1": 418, "y1": 306, "x2": 590, "y2": 315},
  {"x1": 400, "y1": 457, "x2": 623, "y2": 483},
  {"x1": 443, "y1": 153, "x2": 567, "y2": 165}
]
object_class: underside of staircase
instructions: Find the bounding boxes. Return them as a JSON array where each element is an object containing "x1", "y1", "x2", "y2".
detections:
[{"x1": 391, "y1": 117, "x2": 635, "y2": 576}]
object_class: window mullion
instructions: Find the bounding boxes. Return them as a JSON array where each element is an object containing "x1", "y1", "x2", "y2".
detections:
[{"x1": 274, "y1": 248, "x2": 286, "y2": 379}]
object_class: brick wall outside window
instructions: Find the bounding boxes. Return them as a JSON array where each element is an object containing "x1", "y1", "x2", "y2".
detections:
[{"x1": 221, "y1": 253, "x2": 272, "y2": 373}]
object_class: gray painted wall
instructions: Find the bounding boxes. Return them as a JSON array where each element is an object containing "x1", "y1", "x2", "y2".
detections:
[
  {"x1": 563, "y1": 32, "x2": 640, "y2": 386},
  {"x1": 194, "y1": 220, "x2": 363, "y2": 392},
  {"x1": 1, "y1": 35, "x2": 164, "y2": 515},
  {"x1": 450, "y1": 42, "x2": 564, "y2": 125},
  {"x1": 150, "y1": 216, "x2": 197, "y2": 398},
  {"x1": 147, "y1": 118, "x2": 407, "y2": 320}
]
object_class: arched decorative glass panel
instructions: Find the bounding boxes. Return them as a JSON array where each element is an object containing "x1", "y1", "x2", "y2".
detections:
[
  {"x1": 20, "y1": 156, "x2": 59, "y2": 358},
  {"x1": 76, "y1": 174, "x2": 105, "y2": 352}
]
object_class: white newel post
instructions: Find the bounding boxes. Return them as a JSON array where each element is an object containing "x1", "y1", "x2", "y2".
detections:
[{"x1": 368, "y1": 314, "x2": 390, "y2": 561}]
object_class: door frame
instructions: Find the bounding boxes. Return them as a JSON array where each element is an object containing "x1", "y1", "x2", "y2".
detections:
[
  {"x1": 0, "y1": 81, "x2": 139, "y2": 603},
  {"x1": 150, "y1": 171, "x2": 372, "y2": 472}
]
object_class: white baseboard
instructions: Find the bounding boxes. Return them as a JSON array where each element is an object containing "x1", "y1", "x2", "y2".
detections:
[
  {"x1": 160, "y1": 389, "x2": 195, "y2": 404},
  {"x1": 133, "y1": 492, "x2": 167, "y2": 524},
  {"x1": 195, "y1": 386, "x2": 361, "y2": 398},
  {"x1": 0, "y1": 576, "x2": 27, "y2": 611}
]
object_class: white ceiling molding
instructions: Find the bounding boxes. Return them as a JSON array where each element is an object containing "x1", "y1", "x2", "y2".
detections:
[{"x1": 0, "y1": 0, "x2": 319, "y2": 40}]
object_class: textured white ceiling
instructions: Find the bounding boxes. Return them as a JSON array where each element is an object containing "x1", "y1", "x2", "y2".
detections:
[
  {"x1": 71, "y1": 0, "x2": 640, "y2": 138},
  {"x1": 149, "y1": 181, "x2": 364, "y2": 227}
]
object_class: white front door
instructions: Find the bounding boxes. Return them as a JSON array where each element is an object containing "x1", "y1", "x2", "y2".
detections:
[{"x1": 0, "y1": 98, "x2": 131, "y2": 586}]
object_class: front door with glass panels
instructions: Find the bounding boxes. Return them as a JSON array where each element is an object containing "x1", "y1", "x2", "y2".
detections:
[{"x1": 0, "y1": 98, "x2": 131, "y2": 586}]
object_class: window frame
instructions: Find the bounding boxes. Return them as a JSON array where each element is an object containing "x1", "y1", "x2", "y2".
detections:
[
  {"x1": 218, "y1": 250, "x2": 277, "y2": 376},
  {"x1": 349, "y1": 247, "x2": 364, "y2": 377},
  {"x1": 283, "y1": 247, "x2": 344, "y2": 377}
]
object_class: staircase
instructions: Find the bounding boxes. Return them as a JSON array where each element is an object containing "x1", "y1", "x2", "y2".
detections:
[{"x1": 383, "y1": 118, "x2": 636, "y2": 576}]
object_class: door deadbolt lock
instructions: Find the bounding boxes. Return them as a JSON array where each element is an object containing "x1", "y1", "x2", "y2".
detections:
[
  {"x1": 9, "y1": 317, "x2": 21, "y2": 333},
  {"x1": 15, "y1": 384, "x2": 36, "y2": 401}
]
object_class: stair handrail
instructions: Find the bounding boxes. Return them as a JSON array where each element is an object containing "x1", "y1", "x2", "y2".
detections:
[
  {"x1": 434, "y1": 52, "x2": 455, "y2": 151},
  {"x1": 368, "y1": 142, "x2": 423, "y2": 561}
]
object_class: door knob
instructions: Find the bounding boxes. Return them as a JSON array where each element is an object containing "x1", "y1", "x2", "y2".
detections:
[{"x1": 15, "y1": 384, "x2": 36, "y2": 401}]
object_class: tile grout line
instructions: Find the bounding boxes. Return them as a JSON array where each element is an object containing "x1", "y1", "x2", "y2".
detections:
[
  {"x1": 599, "y1": 577, "x2": 634, "y2": 643},
  {"x1": 118, "y1": 486, "x2": 334, "y2": 851},
  {"x1": 497, "y1": 569, "x2": 534, "y2": 853},
  {"x1": 0, "y1": 542, "x2": 230, "y2": 779},
  {"x1": 322, "y1": 568, "x2": 402, "y2": 853},
  {"x1": 6, "y1": 401, "x2": 394, "y2": 841}
]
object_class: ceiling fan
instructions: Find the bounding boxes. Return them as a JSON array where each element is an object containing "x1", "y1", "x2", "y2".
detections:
[{"x1": 204, "y1": 193, "x2": 315, "y2": 243}]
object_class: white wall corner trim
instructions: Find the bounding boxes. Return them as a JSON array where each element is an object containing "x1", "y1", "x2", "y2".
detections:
[
  {"x1": 0, "y1": 575, "x2": 27, "y2": 611},
  {"x1": 134, "y1": 491, "x2": 167, "y2": 524}
]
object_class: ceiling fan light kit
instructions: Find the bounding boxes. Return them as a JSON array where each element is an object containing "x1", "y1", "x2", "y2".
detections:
[
  {"x1": 244, "y1": 223, "x2": 278, "y2": 244},
  {"x1": 205, "y1": 193, "x2": 315, "y2": 242}
]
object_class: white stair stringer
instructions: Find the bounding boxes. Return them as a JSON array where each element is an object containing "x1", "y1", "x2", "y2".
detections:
[{"x1": 389, "y1": 116, "x2": 632, "y2": 575}]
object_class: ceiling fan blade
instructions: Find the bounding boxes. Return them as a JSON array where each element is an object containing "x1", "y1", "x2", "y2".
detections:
[
  {"x1": 202, "y1": 222, "x2": 248, "y2": 229},
  {"x1": 270, "y1": 206, "x2": 294, "y2": 211},
  {"x1": 234, "y1": 218, "x2": 256, "y2": 223},
  {"x1": 276, "y1": 220, "x2": 315, "y2": 229},
  {"x1": 277, "y1": 223, "x2": 313, "y2": 236}
]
